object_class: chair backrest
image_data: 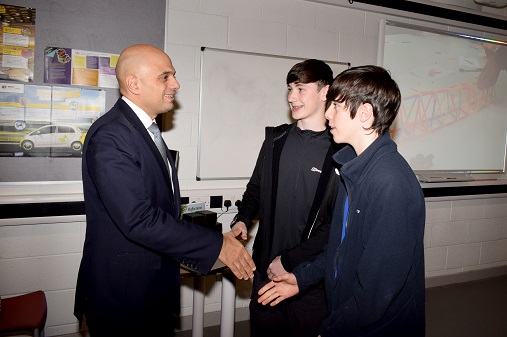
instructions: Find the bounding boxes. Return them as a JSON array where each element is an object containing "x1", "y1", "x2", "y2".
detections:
[{"x1": 0, "y1": 290, "x2": 47, "y2": 335}]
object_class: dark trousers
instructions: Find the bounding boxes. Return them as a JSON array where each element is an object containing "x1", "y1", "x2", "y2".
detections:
[{"x1": 250, "y1": 278, "x2": 327, "y2": 337}]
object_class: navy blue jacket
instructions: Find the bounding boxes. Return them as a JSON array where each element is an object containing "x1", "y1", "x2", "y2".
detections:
[
  {"x1": 74, "y1": 98, "x2": 223, "y2": 332},
  {"x1": 294, "y1": 133, "x2": 426, "y2": 337}
]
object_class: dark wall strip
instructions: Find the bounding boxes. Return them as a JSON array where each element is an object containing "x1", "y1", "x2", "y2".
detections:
[
  {"x1": 0, "y1": 202, "x2": 85, "y2": 219},
  {"x1": 423, "y1": 184, "x2": 507, "y2": 198},
  {"x1": 2, "y1": 184, "x2": 507, "y2": 220},
  {"x1": 352, "y1": 0, "x2": 506, "y2": 30}
]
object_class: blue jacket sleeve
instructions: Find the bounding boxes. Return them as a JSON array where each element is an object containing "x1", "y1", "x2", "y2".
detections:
[{"x1": 293, "y1": 249, "x2": 327, "y2": 292}]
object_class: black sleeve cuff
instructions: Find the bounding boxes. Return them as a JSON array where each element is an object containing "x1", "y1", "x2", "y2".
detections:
[
  {"x1": 280, "y1": 252, "x2": 293, "y2": 273},
  {"x1": 230, "y1": 214, "x2": 250, "y2": 229}
]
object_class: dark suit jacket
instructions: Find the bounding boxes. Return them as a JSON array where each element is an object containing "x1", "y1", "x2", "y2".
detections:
[{"x1": 74, "y1": 98, "x2": 223, "y2": 333}]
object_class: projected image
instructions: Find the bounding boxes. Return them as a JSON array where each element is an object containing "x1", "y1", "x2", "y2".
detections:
[{"x1": 382, "y1": 21, "x2": 507, "y2": 173}]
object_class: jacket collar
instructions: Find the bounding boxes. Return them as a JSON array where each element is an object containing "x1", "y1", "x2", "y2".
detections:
[
  {"x1": 114, "y1": 98, "x2": 175, "y2": 189},
  {"x1": 333, "y1": 133, "x2": 397, "y2": 189},
  {"x1": 114, "y1": 98, "x2": 148, "y2": 135}
]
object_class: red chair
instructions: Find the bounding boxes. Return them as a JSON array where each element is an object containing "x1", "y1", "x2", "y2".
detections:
[{"x1": 0, "y1": 290, "x2": 47, "y2": 337}]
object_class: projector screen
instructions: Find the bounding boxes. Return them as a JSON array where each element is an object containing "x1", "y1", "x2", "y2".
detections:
[{"x1": 378, "y1": 20, "x2": 507, "y2": 174}]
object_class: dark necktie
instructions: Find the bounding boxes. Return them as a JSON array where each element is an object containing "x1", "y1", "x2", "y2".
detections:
[{"x1": 148, "y1": 122, "x2": 170, "y2": 175}]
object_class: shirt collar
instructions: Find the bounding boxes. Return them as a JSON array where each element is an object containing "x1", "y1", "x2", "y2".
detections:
[{"x1": 122, "y1": 96, "x2": 155, "y2": 129}]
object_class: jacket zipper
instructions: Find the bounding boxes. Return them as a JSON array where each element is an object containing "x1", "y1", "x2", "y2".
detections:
[{"x1": 307, "y1": 208, "x2": 320, "y2": 239}]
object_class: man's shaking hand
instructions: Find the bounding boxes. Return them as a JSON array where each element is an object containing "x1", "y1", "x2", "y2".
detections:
[{"x1": 218, "y1": 226, "x2": 256, "y2": 280}]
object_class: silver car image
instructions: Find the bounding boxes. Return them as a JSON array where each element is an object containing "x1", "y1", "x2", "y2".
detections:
[{"x1": 20, "y1": 124, "x2": 84, "y2": 153}]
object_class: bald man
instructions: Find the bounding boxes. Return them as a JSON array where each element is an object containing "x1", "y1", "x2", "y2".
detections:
[{"x1": 74, "y1": 44, "x2": 255, "y2": 336}]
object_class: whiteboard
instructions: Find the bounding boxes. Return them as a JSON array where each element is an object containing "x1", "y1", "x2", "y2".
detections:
[{"x1": 197, "y1": 48, "x2": 349, "y2": 180}]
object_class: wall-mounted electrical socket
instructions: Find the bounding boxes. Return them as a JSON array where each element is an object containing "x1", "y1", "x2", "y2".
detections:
[
  {"x1": 210, "y1": 195, "x2": 223, "y2": 209},
  {"x1": 223, "y1": 196, "x2": 242, "y2": 211}
]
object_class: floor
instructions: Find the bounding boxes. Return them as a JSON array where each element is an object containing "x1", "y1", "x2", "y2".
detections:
[
  {"x1": 425, "y1": 274, "x2": 507, "y2": 337},
  {"x1": 174, "y1": 275, "x2": 507, "y2": 337},
  {"x1": 59, "y1": 274, "x2": 507, "y2": 337}
]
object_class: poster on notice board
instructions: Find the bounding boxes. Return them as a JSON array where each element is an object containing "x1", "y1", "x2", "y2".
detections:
[
  {"x1": 0, "y1": 84, "x2": 106, "y2": 158},
  {"x1": 0, "y1": 4, "x2": 36, "y2": 82},
  {"x1": 44, "y1": 47, "x2": 119, "y2": 89}
]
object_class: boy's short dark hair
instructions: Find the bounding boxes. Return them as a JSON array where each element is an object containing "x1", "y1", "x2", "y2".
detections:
[
  {"x1": 286, "y1": 59, "x2": 333, "y2": 90},
  {"x1": 327, "y1": 65, "x2": 401, "y2": 135}
]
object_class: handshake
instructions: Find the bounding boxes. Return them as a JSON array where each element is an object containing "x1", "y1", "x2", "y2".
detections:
[{"x1": 218, "y1": 225, "x2": 256, "y2": 280}]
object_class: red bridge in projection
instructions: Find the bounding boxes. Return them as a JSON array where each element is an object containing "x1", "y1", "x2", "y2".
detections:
[{"x1": 390, "y1": 80, "x2": 497, "y2": 144}]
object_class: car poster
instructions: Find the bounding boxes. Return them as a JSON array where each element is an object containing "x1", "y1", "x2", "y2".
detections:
[
  {"x1": 0, "y1": 4, "x2": 36, "y2": 82},
  {"x1": 0, "y1": 84, "x2": 106, "y2": 157},
  {"x1": 44, "y1": 47, "x2": 119, "y2": 89}
]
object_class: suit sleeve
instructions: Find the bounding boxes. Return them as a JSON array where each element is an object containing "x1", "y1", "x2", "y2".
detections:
[{"x1": 86, "y1": 123, "x2": 223, "y2": 274}]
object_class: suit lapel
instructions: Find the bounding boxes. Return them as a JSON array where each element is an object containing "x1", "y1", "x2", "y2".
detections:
[
  {"x1": 165, "y1": 144, "x2": 180, "y2": 215},
  {"x1": 115, "y1": 99, "x2": 179, "y2": 211}
]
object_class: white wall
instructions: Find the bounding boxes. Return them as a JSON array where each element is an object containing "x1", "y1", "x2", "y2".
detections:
[
  {"x1": 425, "y1": 197, "x2": 507, "y2": 277},
  {"x1": 1, "y1": 0, "x2": 507, "y2": 335},
  {"x1": 163, "y1": 0, "x2": 507, "y2": 191},
  {"x1": 0, "y1": 218, "x2": 85, "y2": 336}
]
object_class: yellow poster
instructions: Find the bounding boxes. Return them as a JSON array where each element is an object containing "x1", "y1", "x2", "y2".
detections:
[{"x1": 0, "y1": 4, "x2": 35, "y2": 82}]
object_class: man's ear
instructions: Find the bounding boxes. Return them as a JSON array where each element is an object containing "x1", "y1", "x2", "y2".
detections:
[
  {"x1": 359, "y1": 103, "x2": 374, "y2": 126},
  {"x1": 125, "y1": 74, "x2": 140, "y2": 95},
  {"x1": 320, "y1": 85, "x2": 329, "y2": 102}
]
